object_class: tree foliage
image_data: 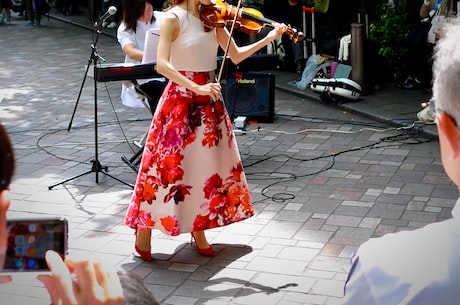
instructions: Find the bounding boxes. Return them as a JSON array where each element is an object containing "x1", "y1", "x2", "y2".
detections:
[{"x1": 368, "y1": 0, "x2": 415, "y2": 79}]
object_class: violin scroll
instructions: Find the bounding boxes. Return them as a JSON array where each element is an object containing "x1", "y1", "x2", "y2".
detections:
[{"x1": 284, "y1": 26, "x2": 304, "y2": 43}]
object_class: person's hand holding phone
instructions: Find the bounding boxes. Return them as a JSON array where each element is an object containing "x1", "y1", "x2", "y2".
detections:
[
  {"x1": 3, "y1": 217, "x2": 68, "y2": 272},
  {"x1": 37, "y1": 250, "x2": 124, "y2": 305}
]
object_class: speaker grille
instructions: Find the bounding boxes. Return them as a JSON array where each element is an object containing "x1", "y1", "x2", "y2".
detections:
[
  {"x1": 226, "y1": 82, "x2": 258, "y2": 113},
  {"x1": 224, "y1": 73, "x2": 275, "y2": 122}
]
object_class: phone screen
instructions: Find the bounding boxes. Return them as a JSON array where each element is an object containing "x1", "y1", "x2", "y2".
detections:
[{"x1": 5, "y1": 217, "x2": 68, "y2": 272}]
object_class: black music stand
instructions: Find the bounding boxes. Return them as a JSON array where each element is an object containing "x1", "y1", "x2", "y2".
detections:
[{"x1": 48, "y1": 25, "x2": 133, "y2": 190}]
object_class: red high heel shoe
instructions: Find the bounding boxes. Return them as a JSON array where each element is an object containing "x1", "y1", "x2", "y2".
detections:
[
  {"x1": 134, "y1": 229, "x2": 152, "y2": 262},
  {"x1": 134, "y1": 244, "x2": 153, "y2": 262},
  {"x1": 191, "y1": 232, "x2": 214, "y2": 257}
]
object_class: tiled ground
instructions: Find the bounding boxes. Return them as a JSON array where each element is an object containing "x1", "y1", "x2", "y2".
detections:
[{"x1": 0, "y1": 13, "x2": 455, "y2": 305}]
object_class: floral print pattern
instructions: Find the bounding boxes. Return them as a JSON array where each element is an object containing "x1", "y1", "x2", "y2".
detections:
[{"x1": 125, "y1": 71, "x2": 254, "y2": 235}]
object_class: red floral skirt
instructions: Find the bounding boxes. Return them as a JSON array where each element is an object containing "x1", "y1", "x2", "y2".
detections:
[{"x1": 124, "y1": 71, "x2": 254, "y2": 235}]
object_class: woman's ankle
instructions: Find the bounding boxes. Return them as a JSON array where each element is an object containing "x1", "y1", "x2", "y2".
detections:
[
  {"x1": 136, "y1": 229, "x2": 151, "y2": 250},
  {"x1": 192, "y1": 230, "x2": 210, "y2": 248}
]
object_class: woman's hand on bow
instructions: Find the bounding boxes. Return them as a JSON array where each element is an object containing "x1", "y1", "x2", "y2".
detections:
[{"x1": 197, "y1": 82, "x2": 222, "y2": 102}]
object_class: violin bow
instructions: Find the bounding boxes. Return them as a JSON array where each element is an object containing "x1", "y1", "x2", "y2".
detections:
[{"x1": 216, "y1": 0, "x2": 243, "y2": 83}]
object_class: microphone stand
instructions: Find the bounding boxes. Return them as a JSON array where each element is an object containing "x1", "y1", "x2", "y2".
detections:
[{"x1": 49, "y1": 24, "x2": 134, "y2": 190}]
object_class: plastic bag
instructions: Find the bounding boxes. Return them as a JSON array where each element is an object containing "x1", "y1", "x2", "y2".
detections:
[{"x1": 296, "y1": 54, "x2": 321, "y2": 90}]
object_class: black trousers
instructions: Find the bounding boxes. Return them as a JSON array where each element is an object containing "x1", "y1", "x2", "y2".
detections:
[{"x1": 136, "y1": 79, "x2": 168, "y2": 114}]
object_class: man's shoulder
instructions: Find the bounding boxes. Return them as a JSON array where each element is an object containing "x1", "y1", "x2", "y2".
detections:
[{"x1": 343, "y1": 218, "x2": 460, "y2": 305}]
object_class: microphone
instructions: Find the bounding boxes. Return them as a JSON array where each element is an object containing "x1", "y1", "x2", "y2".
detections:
[{"x1": 94, "y1": 6, "x2": 117, "y2": 28}]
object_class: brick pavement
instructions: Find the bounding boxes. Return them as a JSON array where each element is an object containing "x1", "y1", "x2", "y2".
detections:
[{"x1": 0, "y1": 13, "x2": 456, "y2": 305}]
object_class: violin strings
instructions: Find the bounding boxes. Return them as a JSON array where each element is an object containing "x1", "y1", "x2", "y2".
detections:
[{"x1": 216, "y1": 0, "x2": 243, "y2": 83}]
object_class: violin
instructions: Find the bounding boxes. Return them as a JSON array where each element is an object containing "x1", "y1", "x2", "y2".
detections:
[{"x1": 199, "y1": 0, "x2": 305, "y2": 43}]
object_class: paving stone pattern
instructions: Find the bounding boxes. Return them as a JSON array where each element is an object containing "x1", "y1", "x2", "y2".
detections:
[{"x1": 0, "y1": 13, "x2": 456, "y2": 305}]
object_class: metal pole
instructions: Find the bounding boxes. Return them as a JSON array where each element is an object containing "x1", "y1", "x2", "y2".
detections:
[
  {"x1": 303, "y1": 6, "x2": 316, "y2": 58},
  {"x1": 88, "y1": 0, "x2": 97, "y2": 21},
  {"x1": 302, "y1": 6, "x2": 307, "y2": 58},
  {"x1": 351, "y1": 22, "x2": 366, "y2": 92},
  {"x1": 311, "y1": 9, "x2": 316, "y2": 54}
]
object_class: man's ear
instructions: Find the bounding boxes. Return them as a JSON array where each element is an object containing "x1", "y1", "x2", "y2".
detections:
[
  {"x1": 0, "y1": 190, "x2": 10, "y2": 213},
  {"x1": 436, "y1": 112, "x2": 460, "y2": 158}
]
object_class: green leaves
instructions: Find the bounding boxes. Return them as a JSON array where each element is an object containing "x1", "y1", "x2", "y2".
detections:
[{"x1": 368, "y1": 0, "x2": 413, "y2": 79}]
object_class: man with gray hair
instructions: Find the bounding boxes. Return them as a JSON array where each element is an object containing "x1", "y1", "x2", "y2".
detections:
[{"x1": 341, "y1": 21, "x2": 460, "y2": 304}]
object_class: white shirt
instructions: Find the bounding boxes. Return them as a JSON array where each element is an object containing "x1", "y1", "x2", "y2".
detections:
[
  {"x1": 168, "y1": 6, "x2": 218, "y2": 72},
  {"x1": 116, "y1": 11, "x2": 165, "y2": 107},
  {"x1": 342, "y1": 198, "x2": 460, "y2": 305}
]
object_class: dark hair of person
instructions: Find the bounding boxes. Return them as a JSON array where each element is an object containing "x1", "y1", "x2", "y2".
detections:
[
  {"x1": 123, "y1": 0, "x2": 157, "y2": 33},
  {"x1": 0, "y1": 123, "x2": 15, "y2": 191},
  {"x1": 117, "y1": 270, "x2": 160, "y2": 305}
]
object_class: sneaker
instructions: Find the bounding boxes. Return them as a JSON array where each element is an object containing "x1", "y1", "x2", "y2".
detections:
[
  {"x1": 399, "y1": 76, "x2": 425, "y2": 90},
  {"x1": 102, "y1": 21, "x2": 107, "y2": 27},
  {"x1": 26, "y1": 20, "x2": 34, "y2": 26},
  {"x1": 34, "y1": 19, "x2": 41, "y2": 26},
  {"x1": 106, "y1": 21, "x2": 117, "y2": 29},
  {"x1": 414, "y1": 77, "x2": 425, "y2": 85},
  {"x1": 417, "y1": 105, "x2": 435, "y2": 124},
  {"x1": 398, "y1": 76, "x2": 414, "y2": 89}
]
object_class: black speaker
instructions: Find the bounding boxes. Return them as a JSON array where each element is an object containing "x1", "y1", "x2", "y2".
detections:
[
  {"x1": 223, "y1": 72, "x2": 275, "y2": 122},
  {"x1": 217, "y1": 54, "x2": 280, "y2": 74}
]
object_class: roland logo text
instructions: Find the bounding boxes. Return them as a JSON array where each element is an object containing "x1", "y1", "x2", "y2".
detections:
[{"x1": 237, "y1": 78, "x2": 256, "y2": 84}]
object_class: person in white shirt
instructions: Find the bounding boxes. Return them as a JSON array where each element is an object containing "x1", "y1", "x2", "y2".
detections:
[
  {"x1": 117, "y1": 0, "x2": 166, "y2": 110},
  {"x1": 342, "y1": 20, "x2": 460, "y2": 305}
]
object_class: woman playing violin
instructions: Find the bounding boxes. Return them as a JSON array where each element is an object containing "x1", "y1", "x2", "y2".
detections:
[{"x1": 124, "y1": 0, "x2": 288, "y2": 261}]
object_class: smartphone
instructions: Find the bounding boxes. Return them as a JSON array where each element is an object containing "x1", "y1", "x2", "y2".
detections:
[{"x1": 4, "y1": 217, "x2": 68, "y2": 272}]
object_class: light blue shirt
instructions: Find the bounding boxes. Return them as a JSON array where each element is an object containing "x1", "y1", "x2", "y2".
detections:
[{"x1": 342, "y1": 198, "x2": 460, "y2": 305}]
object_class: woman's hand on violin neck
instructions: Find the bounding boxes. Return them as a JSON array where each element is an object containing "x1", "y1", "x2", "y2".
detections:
[
  {"x1": 268, "y1": 22, "x2": 288, "y2": 41},
  {"x1": 197, "y1": 82, "x2": 222, "y2": 102}
]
